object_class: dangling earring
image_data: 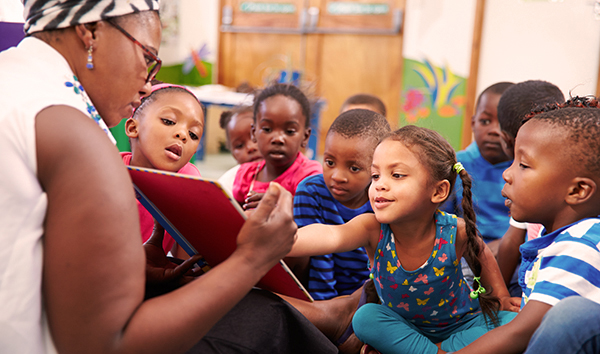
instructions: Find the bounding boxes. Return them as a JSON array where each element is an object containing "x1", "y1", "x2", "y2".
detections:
[{"x1": 86, "y1": 45, "x2": 94, "y2": 69}]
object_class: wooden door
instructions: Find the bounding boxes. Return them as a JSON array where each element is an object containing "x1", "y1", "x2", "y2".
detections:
[{"x1": 218, "y1": 0, "x2": 406, "y2": 155}]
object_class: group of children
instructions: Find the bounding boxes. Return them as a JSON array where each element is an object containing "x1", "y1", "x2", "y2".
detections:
[{"x1": 124, "y1": 79, "x2": 600, "y2": 354}]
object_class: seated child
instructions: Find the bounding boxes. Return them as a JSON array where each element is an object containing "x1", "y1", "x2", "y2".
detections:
[
  {"x1": 294, "y1": 109, "x2": 391, "y2": 300},
  {"x1": 453, "y1": 96, "x2": 600, "y2": 354},
  {"x1": 232, "y1": 83, "x2": 322, "y2": 209},
  {"x1": 288, "y1": 125, "x2": 519, "y2": 354},
  {"x1": 217, "y1": 105, "x2": 262, "y2": 194},
  {"x1": 442, "y1": 82, "x2": 514, "y2": 255},
  {"x1": 123, "y1": 83, "x2": 204, "y2": 254},
  {"x1": 340, "y1": 93, "x2": 387, "y2": 117},
  {"x1": 495, "y1": 80, "x2": 565, "y2": 296}
]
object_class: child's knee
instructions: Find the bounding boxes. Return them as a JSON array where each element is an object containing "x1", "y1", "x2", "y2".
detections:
[{"x1": 352, "y1": 303, "x2": 384, "y2": 342}]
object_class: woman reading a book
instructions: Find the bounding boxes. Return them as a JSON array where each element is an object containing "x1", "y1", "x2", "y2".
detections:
[{"x1": 0, "y1": 1, "x2": 336, "y2": 353}]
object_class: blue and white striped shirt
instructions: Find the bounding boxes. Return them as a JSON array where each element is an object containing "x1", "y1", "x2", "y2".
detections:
[
  {"x1": 293, "y1": 174, "x2": 371, "y2": 300},
  {"x1": 519, "y1": 217, "x2": 600, "y2": 307}
]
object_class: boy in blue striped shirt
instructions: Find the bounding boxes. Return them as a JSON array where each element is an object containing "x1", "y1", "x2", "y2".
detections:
[
  {"x1": 452, "y1": 97, "x2": 600, "y2": 354},
  {"x1": 293, "y1": 109, "x2": 391, "y2": 300}
]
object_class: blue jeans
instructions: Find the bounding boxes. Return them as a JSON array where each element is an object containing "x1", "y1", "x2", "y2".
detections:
[{"x1": 525, "y1": 296, "x2": 600, "y2": 354}]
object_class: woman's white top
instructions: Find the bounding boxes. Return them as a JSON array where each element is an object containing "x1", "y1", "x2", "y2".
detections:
[{"x1": 0, "y1": 37, "x2": 113, "y2": 354}]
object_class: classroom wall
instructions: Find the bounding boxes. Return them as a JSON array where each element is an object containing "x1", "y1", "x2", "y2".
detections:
[
  {"x1": 4, "y1": 0, "x2": 599, "y2": 133},
  {"x1": 477, "y1": 0, "x2": 600, "y2": 99}
]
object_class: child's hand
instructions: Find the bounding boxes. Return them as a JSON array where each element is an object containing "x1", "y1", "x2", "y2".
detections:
[
  {"x1": 499, "y1": 296, "x2": 521, "y2": 312},
  {"x1": 144, "y1": 221, "x2": 204, "y2": 286},
  {"x1": 243, "y1": 191, "x2": 265, "y2": 210}
]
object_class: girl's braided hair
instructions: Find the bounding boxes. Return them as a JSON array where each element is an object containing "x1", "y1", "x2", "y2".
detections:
[{"x1": 385, "y1": 125, "x2": 501, "y2": 325}]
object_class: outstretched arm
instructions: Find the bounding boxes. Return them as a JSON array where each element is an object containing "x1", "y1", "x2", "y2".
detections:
[
  {"x1": 287, "y1": 213, "x2": 380, "y2": 260},
  {"x1": 38, "y1": 106, "x2": 297, "y2": 354}
]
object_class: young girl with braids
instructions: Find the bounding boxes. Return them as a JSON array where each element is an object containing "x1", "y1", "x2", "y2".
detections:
[{"x1": 288, "y1": 125, "x2": 519, "y2": 354}]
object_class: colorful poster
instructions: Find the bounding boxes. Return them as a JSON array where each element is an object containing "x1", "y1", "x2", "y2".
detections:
[{"x1": 399, "y1": 0, "x2": 476, "y2": 150}]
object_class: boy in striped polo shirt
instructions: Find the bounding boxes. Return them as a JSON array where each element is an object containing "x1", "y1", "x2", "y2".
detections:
[
  {"x1": 451, "y1": 97, "x2": 600, "y2": 354},
  {"x1": 293, "y1": 109, "x2": 391, "y2": 300}
]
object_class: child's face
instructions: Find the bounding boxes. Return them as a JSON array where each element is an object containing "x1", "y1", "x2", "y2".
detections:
[
  {"x1": 323, "y1": 132, "x2": 373, "y2": 209},
  {"x1": 472, "y1": 92, "x2": 509, "y2": 164},
  {"x1": 227, "y1": 111, "x2": 262, "y2": 164},
  {"x1": 501, "y1": 120, "x2": 573, "y2": 230},
  {"x1": 252, "y1": 95, "x2": 310, "y2": 169},
  {"x1": 127, "y1": 92, "x2": 204, "y2": 172},
  {"x1": 369, "y1": 139, "x2": 436, "y2": 225}
]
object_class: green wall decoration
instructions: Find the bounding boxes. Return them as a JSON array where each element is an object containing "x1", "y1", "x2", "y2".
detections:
[{"x1": 399, "y1": 58, "x2": 466, "y2": 151}]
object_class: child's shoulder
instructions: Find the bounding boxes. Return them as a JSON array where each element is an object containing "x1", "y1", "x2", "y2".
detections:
[
  {"x1": 555, "y1": 218, "x2": 600, "y2": 247},
  {"x1": 178, "y1": 162, "x2": 201, "y2": 177},
  {"x1": 236, "y1": 159, "x2": 263, "y2": 177},
  {"x1": 295, "y1": 174, "x2": 326, "y2": 197},
  {"x1": 435, "y1": 210, "x2": 460, "y2": 226},
  {"x1": 297, "y1": 173, "x2": 324, "y2": 187}
]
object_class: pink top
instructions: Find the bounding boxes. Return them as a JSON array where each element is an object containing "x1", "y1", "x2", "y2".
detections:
[
  {"x1": 232, "y1": 152, "x2": 322, "y2": 203},
  {"x1": 121, "y1": 152, "x2": 201, "y2": 253},
  {"x1": 527, "y1": 223, "x2": 543, "y2": 241}
]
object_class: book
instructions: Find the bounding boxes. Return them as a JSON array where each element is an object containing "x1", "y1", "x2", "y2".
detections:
[{"x1": 127, "y1": 165, "x2": 313, "y2": 302}]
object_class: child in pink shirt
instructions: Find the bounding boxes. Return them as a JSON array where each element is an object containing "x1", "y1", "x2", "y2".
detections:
[
  {"x1": 122, "y1": 83, "x2": 204, "y2": 254},
  {"x1": 233, "y1": 84, "x2": 322, "y2": 209}
]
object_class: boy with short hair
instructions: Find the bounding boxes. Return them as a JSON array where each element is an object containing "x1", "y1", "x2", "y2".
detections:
[
  {"x1": 442, "y1": 82, "x2": 514, "y2": 254},
  {"x1": 495, "y1": 80, "x2": 565, "y2": 295},
  {"x1": 294, "y1": 109, "x2": 391, "y2": 300},
  {"x1": 340, "y1": 93, "x2": 387, "y2": 118},
  {"x1": 497, "y1": 80, "x2": 565, "y2": 159},
  {"x1": 453, "y1": 97, "x2": 600, "y2": 354}
]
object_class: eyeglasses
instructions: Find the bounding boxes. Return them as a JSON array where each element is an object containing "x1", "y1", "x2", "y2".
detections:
[{"x1": 105, "y1": 19, "x2": 162, "y2": 83}]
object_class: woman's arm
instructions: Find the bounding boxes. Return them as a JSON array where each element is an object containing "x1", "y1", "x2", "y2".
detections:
[
  {"x1": 288, "y1": 213, "x2": 380, "y2": 260},
  {"x1": 37, "y1": 106, "x2": 297, "y2": 354}
]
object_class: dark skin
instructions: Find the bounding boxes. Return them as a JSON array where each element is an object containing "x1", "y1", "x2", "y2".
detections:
[
  {"x1": 34, "y1": 13, "x2": 297, "y2": 354},
  {"x1": 453, "y1": 121, "x2": 600, "y2": 354},
  {"x1": 496, "y1": 225, "x2": 526, "y2": 287}
]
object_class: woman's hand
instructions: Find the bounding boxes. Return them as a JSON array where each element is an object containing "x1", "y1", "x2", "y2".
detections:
[{"x1": 236, "y1": 183, "x2": 297, "y2": 273}]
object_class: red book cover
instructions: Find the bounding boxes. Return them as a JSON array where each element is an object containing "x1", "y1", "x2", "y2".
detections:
[{"x1": 128, "y1": 166, "x2": 313, "y2": 302}]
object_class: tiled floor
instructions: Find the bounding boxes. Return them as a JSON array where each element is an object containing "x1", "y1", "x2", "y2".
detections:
[{"x1": 194, "y1": 153, "x2": 238, "y2": 180}]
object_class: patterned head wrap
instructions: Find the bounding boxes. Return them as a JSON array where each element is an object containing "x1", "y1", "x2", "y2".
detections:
[{"x1": 22, "y1": 0, "x2": 160, "y2": 35}]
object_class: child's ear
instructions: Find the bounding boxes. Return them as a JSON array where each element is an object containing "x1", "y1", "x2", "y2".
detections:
[
  {"x1": 566, "y1": 177, "x2": 597, "y2": 206},
  {"x1": 500, "y1": 130, "x2": 515, "y2": 159},
  {"x1": 250, "y1": 124, "x2": 257, "y2": 143},
  {"x1": 125, "y1": 118, "x2": 139, "y2": 138},
  {"x1": 431, "y1": 179, "x2": 451, "y2": 204},
  {"x1": 301, "y1": 127, "x2": 312, "y2": 148}
]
